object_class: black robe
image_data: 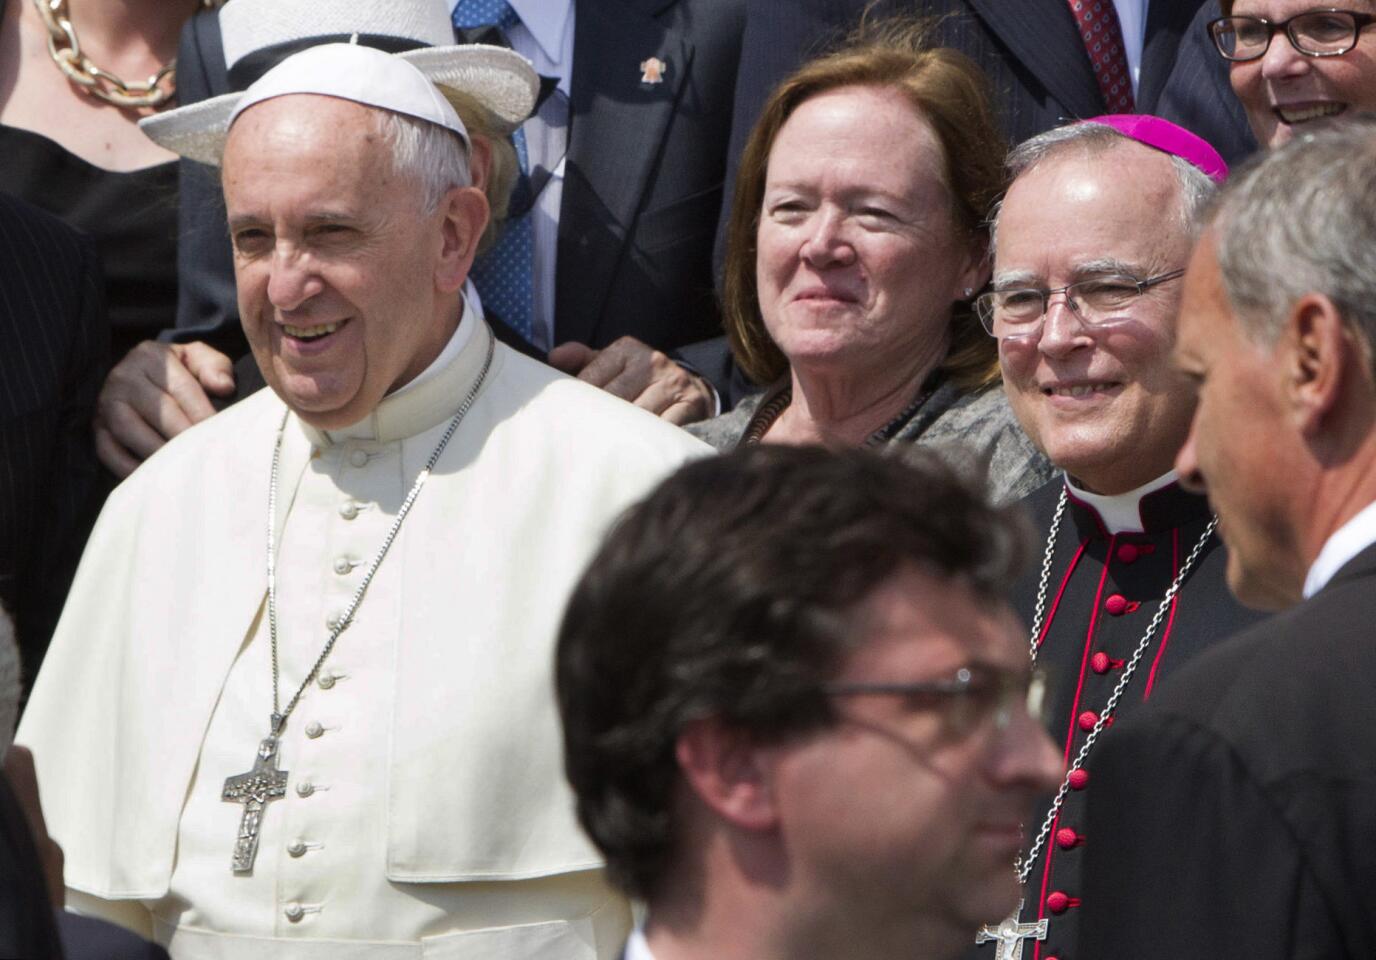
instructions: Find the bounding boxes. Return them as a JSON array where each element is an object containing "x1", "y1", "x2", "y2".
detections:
[
  {"x1": 969, "y1": 478, "x2": 1267, "y2": 960},
  {"x1": 1079, "y1": 540, "x2": 1376, "y2": 959}
]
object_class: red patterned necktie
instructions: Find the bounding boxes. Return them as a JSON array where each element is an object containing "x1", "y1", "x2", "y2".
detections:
[{"x1": 1067, "y1": 0, "x2": 1135, "y2": 113}]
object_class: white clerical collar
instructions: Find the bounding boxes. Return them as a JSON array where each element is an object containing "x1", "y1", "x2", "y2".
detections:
[
  {"x1": 1064, "y1": 470, "x2": 1180, "y2": 535},
  {"x1": 624, "y1": 925, "x2": 657, "y2": 960},
  {"x1": 305, "y1": 281, "x2": 491, "y2": 446},
  {"x1": 1303, "y1": 498, "x2": 1376, "y2": 598}
]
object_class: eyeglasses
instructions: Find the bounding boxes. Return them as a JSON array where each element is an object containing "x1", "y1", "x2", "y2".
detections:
[
  {"x1": 974, "y1": 270, "x2": 1184, "y2": 341},
  {"x1": 823, "y1": 665, "x2": 1048, "y2": 734},
  {"x1": 1208, "y1": 9, "x2": 1376, "y2": 61}
]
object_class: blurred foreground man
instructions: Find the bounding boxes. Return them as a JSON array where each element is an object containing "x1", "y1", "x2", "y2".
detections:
[
  {"x1": 972, "y1": 115, "x2": 1264, "y2": 960},
  {"x1": 18, "y1": 39, "x2": 705, "y2": 958},
  {"x1": 1081, "y1": 117, "x2": 1376, "y2": 959},
  {"x1": 556, "y1": 446, "x2": 1063, "y2": 960}
]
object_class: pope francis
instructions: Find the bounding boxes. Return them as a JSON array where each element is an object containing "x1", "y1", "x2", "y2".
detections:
[{"x1": 16, "y1": 36, "x2": 707, "y2": 960}]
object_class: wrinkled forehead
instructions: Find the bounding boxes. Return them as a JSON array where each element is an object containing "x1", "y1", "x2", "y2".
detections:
[{"x1": 994, "y1": 145, "x2": 1191, "y2": 283}]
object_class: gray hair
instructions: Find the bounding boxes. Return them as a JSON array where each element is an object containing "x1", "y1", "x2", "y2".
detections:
[
  {"x1": 1211, "y1": 116, "x2": 1376, "y2": 350},
  {"x1": 990, "y1": 121, "x2": 1217, "y2": 250},
  {"x1": 374, "y1": 109, "x2": 472, "y2": 214}
]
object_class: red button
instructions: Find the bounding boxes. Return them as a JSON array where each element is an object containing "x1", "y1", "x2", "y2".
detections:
[
  {"x1": 1116, "y1": 543, "x2": 1139, "y2": 564},
  {"x1": 1078, "y1": 710, "x2": 1099, "y2": 731},
  {"x1": 1047, "y1": 891, "x2": 1070, "y2": 914},
  {"x1": 1055, "y1": 827, "x2": 1080, "y2": 849},
  {"x1": 1091, "y1": 651, "x2": 1111, "y2": 673},
  {"x1": 1068, "y1": 769, "x2": 1090, "y2": 790},
  {"x1": 1105, "y1": 593, "x2": 1128, "y2": 615}
]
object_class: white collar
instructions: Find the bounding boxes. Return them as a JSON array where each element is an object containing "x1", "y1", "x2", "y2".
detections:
[
  {"x1": 1064, "y1": 470, "x2": 1180, "y2": 535},
  {"x1": 306, "y1": 281, "x2": 490, "y2": 445},
  {"x1": 502, "y1": 0, "x2": 572, "y2": 65},
  {"x1": 624, "y1": 925, "x2": 656, "y2": 960},
  {"x1": 1303, "y1": 498, "x2": 1376, "y2": 598}
]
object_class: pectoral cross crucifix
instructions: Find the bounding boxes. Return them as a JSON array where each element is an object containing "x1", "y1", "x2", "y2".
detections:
[
  {"x1": 222, "y1": 734, "x2": 289, "y2": 874},
  {"x1": 974, "y1": 901, "x2": 1048, "y2": 960}
]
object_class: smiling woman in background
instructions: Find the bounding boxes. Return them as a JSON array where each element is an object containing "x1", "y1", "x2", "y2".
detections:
[
  {"x1": 688, "y1": 20, "x2": 1050, "y2": 504},
  {"x1": 1208, "y1": 0, "x2": 1376, "y2": 148}
]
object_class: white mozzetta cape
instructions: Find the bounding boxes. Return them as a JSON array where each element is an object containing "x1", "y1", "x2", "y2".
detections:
[{"x1": 18, "y1": 319, "x2": 707, "y2": 916}]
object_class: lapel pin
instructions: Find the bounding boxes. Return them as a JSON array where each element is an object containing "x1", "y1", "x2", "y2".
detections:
[{"x1": 639, "y1": 56, "x2": 667, "y2": 85}]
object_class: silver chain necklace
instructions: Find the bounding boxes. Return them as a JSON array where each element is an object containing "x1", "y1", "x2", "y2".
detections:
[
  {"x1": 977, "y1": 487, "x2": 1217, "y2": 958},
  {"x1": 221, "y1": 333, "x2": 494, "y2": 875}
]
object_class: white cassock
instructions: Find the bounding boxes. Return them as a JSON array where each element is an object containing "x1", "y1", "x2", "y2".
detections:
[{"x1": 17, "y1": 296, "x2": 709, "y2": 959}]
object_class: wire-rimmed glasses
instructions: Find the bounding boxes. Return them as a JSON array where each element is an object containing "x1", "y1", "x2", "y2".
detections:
[{"x1": 974, "y1": 270, "x2": 1185, "y2": 341}]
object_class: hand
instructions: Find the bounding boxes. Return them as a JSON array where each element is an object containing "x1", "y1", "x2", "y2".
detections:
[
  {"x1": 547, "y1": 336, "x2": 715, "y2": 426},
  {"x1": 3, "y1": 745, "x2": 64, "y2": 908},
  {"x1": 95, "y1": 341, "x2": 235, "y2": 478}
]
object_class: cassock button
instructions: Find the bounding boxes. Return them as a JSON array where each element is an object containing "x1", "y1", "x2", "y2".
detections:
[
  {"x1": 349, "y1": 449, "x2": 369, "y2": 468},
  {"x1": 287, "y1": 840, "x2": 307, "y2": 858},
  {"x1": 1105, "y1": 593, "x2": 1128, "y2": 616},
  {"x1": 1078, "y1": 710, "x2": 1099, "y2": 732},
  {"x1": 284, "y1": 903, "x2": 305, "y2": 923},
  {"x1": 1056, "y1": 827, "x2": 1080, "y2": 850},
  {"x1": 317, "y1": 673, "x2": 336, "y2": 690},
  {"x1": 1116, "y1": 543, "x2": 1140, "y2": 564},
  {"x1": 296, "y1": 781, "x2": 315, "y2": 798},
  {"x1": 1068, "y1": 769, "x2": 1090, "y2": 790},
  {"x1": 305, "y1": 722, "x2": 324, "y2": 739},
  {"x1": 1091, "y1": 652, "x2": 1111, "y2": 674},
  {"x1": 339, "y1": 502, "x2": 360, "y2": 520},
  {"x1": 325, "y1": 614, "x2": 342, "y2": 632},
  {"x1": 1046, "y1": 891, "x2": 1070, "y2": 915},
  {"x1": 333, "y1": 557, "x2": 352, "y2": 575}
]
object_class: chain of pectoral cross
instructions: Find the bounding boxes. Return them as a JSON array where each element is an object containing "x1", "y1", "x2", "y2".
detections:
[{"x1": 220, "y1": 334, "x2": 493, "y2": 875}]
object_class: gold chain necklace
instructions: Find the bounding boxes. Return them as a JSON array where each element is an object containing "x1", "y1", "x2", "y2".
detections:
[{"x1": 32, "y1": 0, "x2": 220, "y2": 109}]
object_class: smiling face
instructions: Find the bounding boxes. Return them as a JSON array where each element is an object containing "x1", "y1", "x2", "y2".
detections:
[
  {"x1": 765, "y1": 566, "x2": 1061, "y2": 952},
  {"x1": 1227, "y1": 0, "x2": 1376, "y2": 148},
  {"x1": 995, "y1": 143, "x2": 1198, "y2": 494},
  {"x1": 223, "y1": 95, "x2": 480, "y2": 430},
  {"x1": 754, "y1": 85, "x2": 986, "y2": 382}
]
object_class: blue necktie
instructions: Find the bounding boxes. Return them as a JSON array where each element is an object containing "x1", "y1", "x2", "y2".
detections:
[{"x1": 452, "y1": 0, "x2": 535, "y2": 343}]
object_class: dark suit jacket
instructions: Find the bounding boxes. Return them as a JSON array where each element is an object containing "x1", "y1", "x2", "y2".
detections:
[
  {"x1": 0, "y1": 192, "x2": 106, "y2": 690},
  {"x1": 170, "y1": 0, "x2": 743, "y2": 365},
  {"x1": 1079, "y1": 540, "x2": 1376, "y2": 959}
]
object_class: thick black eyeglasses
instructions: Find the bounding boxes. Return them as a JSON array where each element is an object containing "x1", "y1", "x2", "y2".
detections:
[
  {"x1": 975, "y1": 269, "x2": 1184, "y2": 341},
  {"x1": 823, "y1": 665, "x2": 1048, "y2": 732},
  {"x1": 1209, "y1": 9, "x2": 1376, "y2": 61}
]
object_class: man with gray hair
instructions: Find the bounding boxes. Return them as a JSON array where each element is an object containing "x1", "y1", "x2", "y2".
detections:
[
  {"x1": 1079, "y1": 116, "x2": 1376, "y2": 959},
  {"x1": 969, "y1": 115, "x2": 1264, "y2": 960},
  {"x1": 17, "y1": 36, "x2": 705, "y2": 957}
]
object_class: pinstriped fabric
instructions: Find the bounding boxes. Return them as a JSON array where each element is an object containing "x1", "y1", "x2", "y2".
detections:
[{"x1": 0, "y1": 191, "x2": 108, "y2": 693}]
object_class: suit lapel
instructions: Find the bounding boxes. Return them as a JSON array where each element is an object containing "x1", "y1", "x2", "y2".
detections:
[
  {"x1": 556, "y1": 0, "x2": 689, "y2": 345},
  {"x1": 1138, "y1": 0, "x2": 1205, "y2": 112},
  {"x1": 963, "y1": 0, "x2": 1104, "y2": 123}
]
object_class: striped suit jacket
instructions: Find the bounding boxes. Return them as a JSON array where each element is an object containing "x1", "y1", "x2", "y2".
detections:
[{"x1": 0, "y1": 191, "x2": 107, "y2": 691}]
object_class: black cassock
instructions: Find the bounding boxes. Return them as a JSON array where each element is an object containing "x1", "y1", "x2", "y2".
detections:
[
  {"x1": 969, "y1": 478, "x2": 1265, "y2": 960},
  {"x1": 1079, "y1": 540, "x2": 1376, "y2": 959}
]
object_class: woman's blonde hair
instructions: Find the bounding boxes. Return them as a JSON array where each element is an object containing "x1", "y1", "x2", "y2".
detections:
[{"x1": 721, "y1": 18, "x2": 1007, "y2": 388}]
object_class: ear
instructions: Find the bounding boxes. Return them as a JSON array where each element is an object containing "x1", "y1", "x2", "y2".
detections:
[
  {"x1": 955, "y1": 233, "x2": 991, "y2": 302},
  {"x1": 434, "y1": 185, "x2": 489, "y2": 295},
  {"x1": 1283, "y1": 293, "x2": 1351, "y2": 437},
  {"x1": 675, "y1": 718, "x2": 780, "y2": 833}
]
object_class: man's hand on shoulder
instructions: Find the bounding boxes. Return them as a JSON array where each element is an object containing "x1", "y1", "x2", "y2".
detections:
[
  {"x1": 547, "y1": 336, "x2": 715, "y2": 426},
  {"x1": 95, "y1": 341, "x2": 236, "y2": 478}
]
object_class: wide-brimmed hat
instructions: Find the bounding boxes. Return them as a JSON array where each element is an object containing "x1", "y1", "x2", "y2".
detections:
[{"x1": 139, "y1": 0, "x2": 538, "y2": 165}]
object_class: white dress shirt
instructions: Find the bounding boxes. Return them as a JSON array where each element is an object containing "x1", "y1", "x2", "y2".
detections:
[
  {"x1": 1303, "y1": 498, "x2": 1376, "y2": 598},
  {"x1": 454, "y1": 0, "x2": 575, "y2": 351},
  {"x1": 1112, "y1": 0, "x2": 1149, "y2": 97}
]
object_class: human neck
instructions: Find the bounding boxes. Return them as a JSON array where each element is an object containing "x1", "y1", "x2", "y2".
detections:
[
  {"x1": 768, "y1": 344, "x2": 945, "y2": 448},
  {"x1": 1298, "y1": 440, "x2": 1376, "y2": 583},
  {"x1": 63, "y1": 0, "x2": 197, "y2": 63}
]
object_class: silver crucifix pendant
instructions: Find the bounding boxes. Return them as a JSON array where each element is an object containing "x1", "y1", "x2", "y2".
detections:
[
  {"x1": 974, "y1": 900, "x2": 1048, "y2": 960},
  {"x1": 222, "y1": 734, "x2": 289, "y2": 874}
]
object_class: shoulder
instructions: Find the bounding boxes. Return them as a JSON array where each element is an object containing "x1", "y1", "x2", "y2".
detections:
[
  {"x1": 0, "y1": 191, "x2": 91, "y2": 267},
  {"x1": 489, "y1": 346, "x2": 711, "y2": 463}
]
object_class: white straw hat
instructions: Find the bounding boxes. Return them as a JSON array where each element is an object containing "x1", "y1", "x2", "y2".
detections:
[{"x1": 139, "y1": 0, "x2": 537, "y2": 165}]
